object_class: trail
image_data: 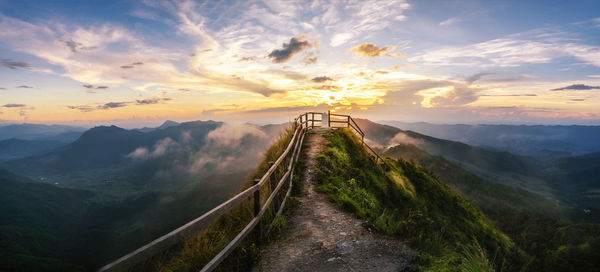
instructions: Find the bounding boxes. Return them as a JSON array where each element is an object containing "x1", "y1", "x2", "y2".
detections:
[{"x1": 253, "y1": 130, "x2": 413, "y2": 272}]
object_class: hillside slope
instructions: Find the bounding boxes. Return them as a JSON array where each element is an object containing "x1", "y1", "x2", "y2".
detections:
[
  {"x1": 314, "y1": 129, "x2": 527, "y2": 271},
  {"x1": 354, "y1": 118, "x2": 553, "y2": 198}
]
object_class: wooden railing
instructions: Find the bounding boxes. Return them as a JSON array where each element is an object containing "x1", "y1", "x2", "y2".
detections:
[{"x1": 98, "y1": 112, "x2": 388, "y2": 272}]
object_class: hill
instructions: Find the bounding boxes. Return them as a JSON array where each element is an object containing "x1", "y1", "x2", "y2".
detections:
[
  {"x1": 0, "y1": 123, "x2": 85, "y2": 141},
  {"x1": 381, "y1": 121, "x2": 600, "y2": 158},
  {"x1": 314, "y1": 129, "x2": 527, "y2": 270},
  {"x1": 354, "y1": 118, "x2": 552, "y2": 197},
  {"x1": 0, "y1": 138, "x2": 65, "y2": 161}
]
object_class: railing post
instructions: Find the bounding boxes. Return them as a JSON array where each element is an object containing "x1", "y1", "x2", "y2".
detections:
[
  {"x1": 311, "y1": 113, "x2": 314, "y2": 128},
  {"x1": 268, "y1": 161, "x2": 277, "y2": 192},
  {"x1": 253, "y1": 178, "x2": 262, "y2": 240},
  {"x1": 347, "y1": 116, "x2": 350, "y2": 128}
]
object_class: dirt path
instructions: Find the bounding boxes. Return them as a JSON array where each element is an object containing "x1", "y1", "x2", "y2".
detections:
[{"x1": 253, "y1": 130, "x2": 413, "y2": 272}]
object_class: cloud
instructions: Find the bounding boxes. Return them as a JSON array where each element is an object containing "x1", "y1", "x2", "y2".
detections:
[
  {"x1": 67, "y1": 105, "x2": 95, "y2": 112},
  {"x1": 348, "y1": 43, "x2": 405, "y2": 58},
  {"x1": 83, "y1": 84, "x2": 94, "y2": 88},
  {"x1": 96, "y1": 86, "x2": 108, "y2": 89},
  {"x1": 327, "y1": 0, "x2": 411, "y2": 47},
  {"x1": 120, "y1": 61, "x2": 144, "y2": 69},
  {"x1": 388, "y1": 132, "x2": 424, "y2": 146},
  {"x1": 0, "y1": 87, "x2": 5, "y2": 90},
  {"x1": 465, "y1": 72, "x2": 494, "y2": 84},
  {"x1": 480, "y1": 94, "x2": 537, "y2": 97},
  {"x1": 439, "y1": 17, "x2": 461, "y2": 26},
  {"x1": 127, "y1": 137, "x2": 176, "y2": 160},
  {"x1": 3, "y1": 104, "x2": 26, "y2": 107},
  {"x1": 301, "y1": 53, "x2": 319, "y2": 65},
  {"x1": 239, "y1": 56, "x2": 258, "y2": 61},
  {"x1": 17, "y1": 85, "x2": 33, "y2": 88},
  {"x1": 383, "y1": 79, "x2": 481, "y2": 108},
  {"x1": 268, "y1": 36, "x2": 316, "y2": 63},
  {"x1": 552, "y1": 84, "x2": 600, "y2": 91},
  {"x1": 312, "y1": 76, "x2": 333, "y2": 83},
  {"x1": 0, "y1": 59, "x2": 32, "y2": 70},
  {"x1": 571, "y1": 98, "x2": 586, "y2": 101},
  {"x1": 411, "y1": 35, "x2": 600, "y2": 67},
  {"x1": 136, "y1": 98, "x2": 172, "y2": 104},
  {"x1": 62, "y1": 39, "x2": 97, "y2": 53},
  {"x1": 101, "y1": 102, "x2": 128, "y2": 109}
]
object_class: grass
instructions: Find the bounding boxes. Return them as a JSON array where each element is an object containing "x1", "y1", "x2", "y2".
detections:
[
  {"x1": 156, "y1": 124, "x2": 300, "y2": 272},
  {"x1": 314, "y1": 129, "x2": 529, "y2": 271}
]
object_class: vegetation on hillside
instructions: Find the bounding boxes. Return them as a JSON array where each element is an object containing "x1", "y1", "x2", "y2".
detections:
[
  {"x1": 159, "y1": 125, "x2": 299, "y2": 271},
  {"x1": 314, "y1": 129, "x2": 528, "y2": 271},
  {"x1": 382, "y1": 143, "x2": 600, "y2": 271}
]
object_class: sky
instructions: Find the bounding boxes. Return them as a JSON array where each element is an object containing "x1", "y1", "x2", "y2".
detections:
[{"x1": 1, "y1": 0, "x2": 600, "y2": 127}]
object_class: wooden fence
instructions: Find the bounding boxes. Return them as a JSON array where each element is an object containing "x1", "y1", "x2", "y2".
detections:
[{"x1": 98, "y1": 112, "x2": 386, "y2": 272}]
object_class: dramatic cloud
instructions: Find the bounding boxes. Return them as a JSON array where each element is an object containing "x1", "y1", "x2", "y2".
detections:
[
  {"x1": 383, "y1": 79, "x2": 481, "y2": 108},
  {"x1": 17, "y1": 85, "x2": 33, "y2": 88},
  {"x1": 0, "y1": 59, "x2": 32, "y2": 70},
  {"x1": 136, "y1": 98, "x2": 172, "y2": 105},
  {"x1": 3, "y1": 103, "x2": 26, "y2": 107},
  {"x1": 552, "y1": 84, "x2": 600, "y2": 91},
  {"x1": 120, "y1": 65, "x2": 134, "y2": 69},
  {"x1": 312, "y1": 76, "x2": 333, "y2": 83},
  {"x1": 268, "y1": 36, "x2": 315, "y2": 63},
  {"x1": 83, "y1": 84, "x2": 93, "y2": 88},
  {"x1": 348, "y1": 43, "x2": 406, "y2": 57},
  {"x1": 96, "y1": 86, "x2": 108, "y2": 89}
]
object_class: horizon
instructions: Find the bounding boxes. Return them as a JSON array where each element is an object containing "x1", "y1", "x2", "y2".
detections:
[{"x1": 1, "y1": 0, "x2": 600, "y2": 126}]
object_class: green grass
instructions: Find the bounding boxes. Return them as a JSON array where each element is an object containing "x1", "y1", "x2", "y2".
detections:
[
  {"x1": 314, "y1": 129, "x2": 529, "y2": 271},
  {"x1": 156, "y1": 125, "x2": 299, "y2": 272}
]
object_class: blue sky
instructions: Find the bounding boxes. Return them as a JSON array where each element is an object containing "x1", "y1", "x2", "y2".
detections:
[{"x1": 0, "y1": 0, "x2": 599, "y2": 127}]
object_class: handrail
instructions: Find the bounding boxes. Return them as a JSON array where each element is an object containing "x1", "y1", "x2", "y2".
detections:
[{"x1": 98, "y1": 112, "x2": 389, "y2": 272}]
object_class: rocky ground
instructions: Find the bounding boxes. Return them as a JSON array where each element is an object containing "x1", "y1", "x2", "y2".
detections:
[{"x1": 253, "y1": 130, "x2": 413, "y2": 272}]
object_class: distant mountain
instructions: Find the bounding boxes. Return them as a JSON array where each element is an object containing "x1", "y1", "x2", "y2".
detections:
[
  {"x1": 380, "y1": 121, "x2": 600, "y2": 158},
  {"x1": 135, "y1": 120, "x2": 180, "y2": 133},
  {"x1": 0, "y1": 123, "x2": 86, "y2": 141},
  {"x1": 9, "y1": 121, "x2": 222, "y2": 174},
  {"x1": 0, "y1": 138, "x2": 65, "y2": 161},
  {"x1": 354, "y1": 119, "x2": 546, "y2": 194}
]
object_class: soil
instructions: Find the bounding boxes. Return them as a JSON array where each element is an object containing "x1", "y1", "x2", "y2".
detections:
[{"x1": 252, "y1": 130, "x2": 413, "y2": 272}]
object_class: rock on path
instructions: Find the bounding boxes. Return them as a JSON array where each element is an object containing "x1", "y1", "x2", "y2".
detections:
[{"x1": 253, "y1": 130, "x2": 413, "y2": 272}]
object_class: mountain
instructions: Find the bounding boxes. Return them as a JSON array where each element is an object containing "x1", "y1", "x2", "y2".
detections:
[
  {"x1": 0, "y1": 123, "x2": 86, "y2": 141},
  {"x1": 7, "y1": 121, "x2": 222, "y2": 174},
  {"x1": 354, "y1": 118, "x2": 551, "y2": 196},
  {"x1": 135, "y1": 120, "x2": 180, "y2": 133},
  {"x1": 380, "y1": 121, "x2": 600, "y2": 158},
  {"x1": 0, "y1": 138, "x2": 65, "y2": 161}
]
